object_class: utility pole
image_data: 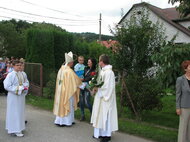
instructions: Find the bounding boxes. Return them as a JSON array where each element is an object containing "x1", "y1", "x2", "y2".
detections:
[{"x1": 99, "y1": 13, "x2": 102, "y2": 41}]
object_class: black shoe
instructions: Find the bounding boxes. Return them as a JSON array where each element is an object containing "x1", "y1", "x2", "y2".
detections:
[
  {"x1": 100, "y1": 136, "x2": 111, "y2": 142},
  {"x1": 25, "y1": 120, "x2": 28, "y2": 124},
  {"x1": 72, "y1": 122, "x2": 75, "y2": 125},
  {"x1": 55, "y1": 124, "x2": 65, "y2": 127},
  {"x1": 105, "y1": 136, "x2": 111, "y2": 141},
  {"x1": 100, "y1": 138, "x2": 108, "y2": 142},
  {"x1": 80, "y1": 116, "x2": 85, "y2": 121}
]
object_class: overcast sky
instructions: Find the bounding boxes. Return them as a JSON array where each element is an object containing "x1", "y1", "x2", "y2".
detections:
[{"x1": 0, "y1": 0, "x2": 179, "y2": 35}]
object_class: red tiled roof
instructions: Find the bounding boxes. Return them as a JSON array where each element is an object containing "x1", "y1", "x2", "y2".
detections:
[
  {"x1": 97, "y1": 40, "x2": 120, "y2": 52},
  {"x1": 98, "y1": 40, "x2": 118, "y2": 48},
  {"x1": 162, "y1": 8, "x2": 180, "y2": 20}
]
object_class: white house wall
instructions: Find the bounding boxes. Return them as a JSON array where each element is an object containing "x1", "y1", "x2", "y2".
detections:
[
  {"x1": 178, "y1": 21, "x2": 190, "y2": 29},
  {"x1": 121, "y1": 6, "x2": 190, "y2": 43}
]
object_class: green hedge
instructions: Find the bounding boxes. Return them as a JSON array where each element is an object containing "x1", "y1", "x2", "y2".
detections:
[
  {"x1": 26, "y1": 28, "x2": 77, "y2": 85},
  {"x1": 54, "y1": 31, "x2": 74, "y2": 70},
  {"x1": 26, "y1": 28, "x2": 55, "y2": 84}
]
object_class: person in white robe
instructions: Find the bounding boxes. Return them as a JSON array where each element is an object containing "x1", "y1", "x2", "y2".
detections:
[
  {"x1": 53, "y1": 51, "x2": 81, "y2": 127},
  {"x1": 4, "y1": 60, "x2": 29, "y2": 137},
  {"x1": 91, "y1": 54, "x2": 118, "y2": 142}
]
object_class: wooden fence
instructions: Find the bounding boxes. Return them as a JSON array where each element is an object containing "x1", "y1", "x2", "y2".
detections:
[{"x1": 24, "y1": 62, "x2": 43, "y2": 96}]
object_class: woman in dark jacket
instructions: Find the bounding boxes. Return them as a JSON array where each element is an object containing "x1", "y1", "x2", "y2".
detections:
[
  {"x1": 80, "y1": 58, "x2": 96, "y2": 121},
  {"x1": 176, "y1": 60, "x2": 190, "y2": 142}
]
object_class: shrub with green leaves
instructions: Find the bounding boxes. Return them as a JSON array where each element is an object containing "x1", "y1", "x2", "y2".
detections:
[
  {"x1": 43, "y1": 72, "x2": 57, "y2": 99},
  {"x1": 125, "y1": 73, "x2": 163, "y2": 115},
  {"x1": 152, "y1": 43, "x2": 190, "y2": 89},
  {"x1": 110, "y1": 9, "x2": 166, "y2": 118}
]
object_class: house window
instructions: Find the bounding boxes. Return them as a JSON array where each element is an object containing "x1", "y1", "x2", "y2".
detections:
[
  {"x1": 137, "y1": 11, "x2": 141, "y2": 15},
  {"x1": 175, "y1": 42, "x2": 183, "y2": 45}
]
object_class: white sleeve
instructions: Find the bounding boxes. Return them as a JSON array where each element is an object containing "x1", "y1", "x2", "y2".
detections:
[{"x1": 3, "y1": 73, "x2": 24, "y2": 95}]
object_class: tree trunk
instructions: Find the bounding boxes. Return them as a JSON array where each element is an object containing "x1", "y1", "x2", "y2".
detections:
[
  {"x1": 121, "y1": 71, "x2": 140, "y2": 120},
  {"x1": 118, "y1": 71, "x2": 124, "y2": 116}
]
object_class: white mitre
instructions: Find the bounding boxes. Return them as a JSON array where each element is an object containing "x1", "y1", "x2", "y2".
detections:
[{"x1": 65, "y1": 51, "x2": 73, "y2": 64}]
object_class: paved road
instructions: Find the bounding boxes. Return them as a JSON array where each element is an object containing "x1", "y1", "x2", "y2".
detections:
[{"x1": 0, "y1": 95, "x2": 154, "y2": 142}]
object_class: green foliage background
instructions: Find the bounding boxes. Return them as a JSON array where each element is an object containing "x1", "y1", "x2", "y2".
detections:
[{"x1": 152, "y1": 43, "x2": 190, "y2": 88}]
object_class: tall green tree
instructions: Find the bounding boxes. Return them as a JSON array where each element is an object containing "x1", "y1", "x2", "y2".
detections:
[
  {"x1": 0, "y1": 19, "x2": 32, "y2": 58},
  {"x1": 88, "y1": 41, "x2": 110, "y2": 60},
  {"x1": 111, "y1": 9, "x2": 166, "y2": 118},
  {"x1": 152, "y1": 43, "x2": 190, "y2": 89},
  {"x1": 169, "y1": 0, "x2": 190, "y2": 17},
  {"x1": 112, "y1": 10, "x2": 166, "y2": 77},
  {"x1": 0, "y1": 21, "x2": 26, "y2": 57}
]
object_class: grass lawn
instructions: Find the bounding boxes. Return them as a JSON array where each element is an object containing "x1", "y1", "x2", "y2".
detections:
[
  {"x1": 26, "y1": 94, "x2": 178, "y2": 142},
  {"x1": 141, "y1": 95, "x2": 178, "y2": 129}
]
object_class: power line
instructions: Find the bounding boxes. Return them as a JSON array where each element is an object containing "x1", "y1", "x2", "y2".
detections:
[
  {"x1": 0, "y1": 15, "x2": 35, "y2": 23},
  {"x1": 20, "y1": 0, "x2": 87, "y2": 18},
  {"x1": 0, "y1": 6, "x2": 97, "y2": 22},
  {"x1": 0, "y1": 9, "x2": 97, "y2": 24},
  {"x1": 0, "y1": 15, "x2": 97, "y2": 26}
]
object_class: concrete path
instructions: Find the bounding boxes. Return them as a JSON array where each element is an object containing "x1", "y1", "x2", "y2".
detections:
[{"x1": 0, "y1": 95, "x2": 154, "y2": 142}]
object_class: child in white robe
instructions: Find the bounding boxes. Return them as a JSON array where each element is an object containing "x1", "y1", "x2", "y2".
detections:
[{"x1": 4, "y1": 60, "x2": 29, "y2": 137}]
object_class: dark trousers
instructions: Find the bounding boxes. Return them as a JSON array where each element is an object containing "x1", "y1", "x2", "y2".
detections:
[
  {"x1": 79, "y1": 89, "x2": 92, "y2": 117},
  {"x1": 0, "y1": 79, "x2": 6, "y2": 94}
]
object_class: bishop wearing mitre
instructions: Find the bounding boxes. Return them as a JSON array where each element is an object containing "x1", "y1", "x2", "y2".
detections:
[{"x1": 53, "y1": 51, "x2": 82, "y2": 126}]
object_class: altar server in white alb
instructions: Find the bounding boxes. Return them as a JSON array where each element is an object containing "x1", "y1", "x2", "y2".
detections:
[
  {"x1": 91, "y1": 54, "x2": 118, "y2": 142},
  {"x1": 4, "y1": 60, "x2": 29, "y2": 137}
]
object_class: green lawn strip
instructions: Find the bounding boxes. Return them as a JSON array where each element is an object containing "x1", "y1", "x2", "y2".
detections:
[
  {"x1": 26, "y1": 95, "x2": 54, "y2": 110},
  {"x1": 26, "y1": 94, "x2": 178, "y2": 142},
  {"x1": 141, "y1": 95, "x2": 179, "y2": 129},
  {"x1": 119, "y1": 118, "x2": 177, "y2": 142}
]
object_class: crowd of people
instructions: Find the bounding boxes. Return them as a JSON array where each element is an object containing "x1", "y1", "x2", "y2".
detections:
[
  {"x1": 2, "y1": 53, "x2": 190, "y2": 142},
  {"x1": 1, "y1": 53, "x2": 118, "y2": 142},
  {"x1": 53, "y1": 52, "x2": 118, "y2": 142},
  {"x1": 2, "y1": 52, "x2": 190, "y2": 142},
  {"x1": 0, "y1": 57, "x2": 25, "y2": 94}
]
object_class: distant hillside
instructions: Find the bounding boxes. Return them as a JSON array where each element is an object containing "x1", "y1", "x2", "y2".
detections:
[{"x1": 72, "y1": 32, "x2": 115, "y2": 42}]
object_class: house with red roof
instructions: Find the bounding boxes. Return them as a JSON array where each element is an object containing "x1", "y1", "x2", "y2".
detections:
[
  {"x1": 118, "y1": 2, "x2": 190, "y2": 43},
  {"x1": 98, "y1": 40, "x2": 119, "y2": 51}
]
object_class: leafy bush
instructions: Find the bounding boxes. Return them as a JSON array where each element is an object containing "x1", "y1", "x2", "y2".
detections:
[
  {"x1": 152, "y1": 43, "x2": 190, "y2": 89},
  {"x1": 125, "y1": 74, "x2": 163, "y2": 115},
  {"x1": 88, "y1": 41, "x2": 110, "y2": 60},
  {"x1": 43, "y1": 72, "x2": 57, "y2": 99}
]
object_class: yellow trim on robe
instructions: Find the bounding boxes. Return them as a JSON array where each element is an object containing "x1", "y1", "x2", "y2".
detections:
[
  {"x1": 16, "y1": 86, "x2": 19, "y2": 95},
  {"x1": 53, "y1": 65, "x2": 82, "y2": 117}
]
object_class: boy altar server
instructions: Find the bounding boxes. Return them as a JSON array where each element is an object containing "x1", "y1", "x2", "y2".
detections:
[{"x1": 4, "y1": 60, "x2": 29, "y2": 137}]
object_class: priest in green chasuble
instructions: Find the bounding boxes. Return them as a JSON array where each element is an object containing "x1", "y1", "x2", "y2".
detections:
[{"x1": 53, "y1": 51, "x2": 82, "y2": 126}]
